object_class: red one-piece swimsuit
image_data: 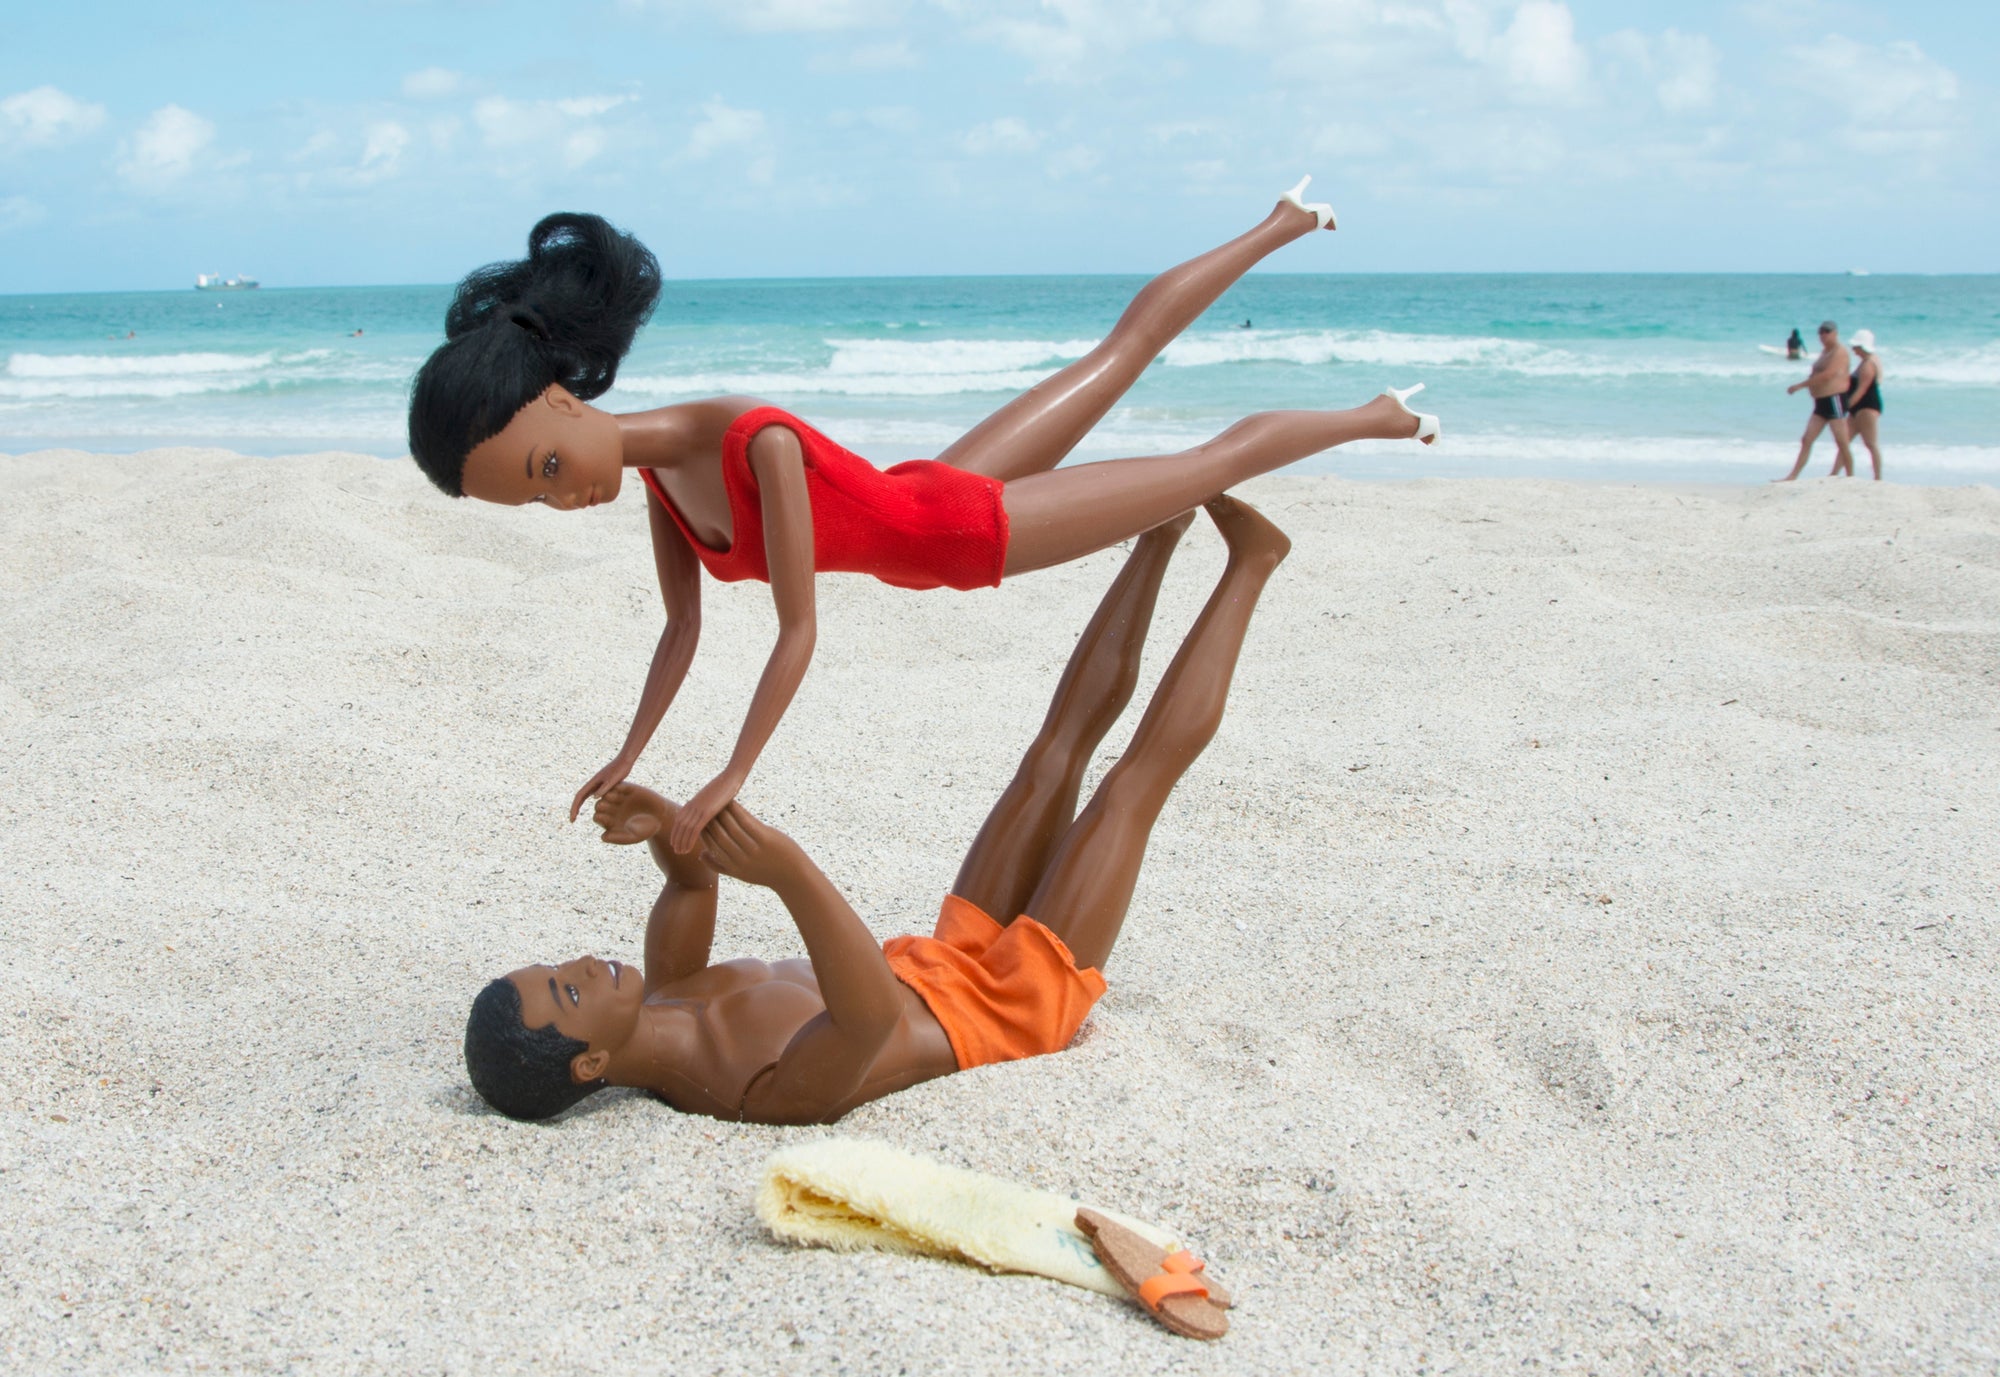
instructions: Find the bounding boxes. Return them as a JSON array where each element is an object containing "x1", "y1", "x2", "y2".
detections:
[{"x1": 638, "y1": 406, "x2": 1010, "y2": 592}]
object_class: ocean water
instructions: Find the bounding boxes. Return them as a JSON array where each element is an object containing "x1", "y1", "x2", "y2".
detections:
[{"x1": 3, "y1": 274, "x2": 1996, "y2": 484}]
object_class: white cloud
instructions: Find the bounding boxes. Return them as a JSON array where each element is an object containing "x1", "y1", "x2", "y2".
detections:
[
  {"x1": 0, "y1": 194, "x2": 45, "y2": 231},
  {"x1": 1491, "y1": 1, "x2": 1590, "y2": 102},
  {"x1": 289, "y1": 129, "x2": 340, "y2": 163},
  {"x1": 1, "y1": 86, "x2": 108, "y2": 150},
  {"x1": 657, "y1": 0, "x2": 902, "y2": 31},
  {"x1": 829, "y1": 105, "x2": 920, "y2": 133},
  {"x1": 565, "y1": 129, "x2": 606, "y2": 167},
  {"x1": 116, "y1": 105, "x2": 216, "y2": 188},
  {"x1": 555, "y1": 96, "x2": 631, "y2": 119},
  {"x1": 963, "y1": 117, "x2": 1040, "y2": 155},
  {"x1": 1651, "y1": 30, "x2": 1718, "y2": 113},
  {"x1": 1308, "y1": 121, "x2": 1391, "y2": 159},
  {"x1": 975, "y1": 0, "x2": 1177, "y2": 80},
  {"x1": 475, "y1": 94, "x2": 633, "y2": 170},
  {"x1": 360, "y1": 122, "x2": 409, "y2": 174},
  {"x1": 401, "y1": 67, "x2": 462, "y2": 100},
  {"x1": 1046, "y1": 143, "x2": 1100, "y2": 179},
  {"x1": 811, "y1": 39, "x2": 920, "y2": 72},
  {"x1": 278, "y1": 121, "x2": 411, "y2": 189},
  {"x1": 1605, "y1": 27, "x2": 1719, "y2": 114},
  {"x1": 1784, "y1": 35, "x2": 1961, "y2": 161},
  {"x1": 685, "y1": 99, "x2": 767, "y2": 159}
]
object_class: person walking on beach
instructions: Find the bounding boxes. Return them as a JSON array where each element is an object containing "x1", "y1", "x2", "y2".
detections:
[
  {"x1": 1843, "y1": 329, "x2": 1885, "y2": 481},
  {"x1": 462, "y1": 497, "x2": 1288, "y2": 1125},
  {"x1": 1777, "y1": 321, "x2": 1854, "y2": 481},
  {"x1": 407, "y1": 183, "x2": 1440, "y2": 853}
]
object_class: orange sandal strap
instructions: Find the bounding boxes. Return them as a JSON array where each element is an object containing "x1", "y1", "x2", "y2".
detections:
[
  {"x1": 1161, "y1": 1249, "x2": 1205, "y2": 1274},
  {"x1": 1139, "y1": 1271, "x2": 1211, "y2": 1308}
]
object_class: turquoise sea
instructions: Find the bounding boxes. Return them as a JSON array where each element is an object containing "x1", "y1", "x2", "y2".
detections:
[{"x1": 2, "y1": 274, "x2": 1995, "y2": 483}]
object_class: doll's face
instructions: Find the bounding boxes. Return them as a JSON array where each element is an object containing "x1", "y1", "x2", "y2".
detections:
[
  {"x1": 508, "y1": 955, "x2": 644, "y2": 1069},
  {"x1": 460, "y1": 385, "x2": 624, "y2": 509}
]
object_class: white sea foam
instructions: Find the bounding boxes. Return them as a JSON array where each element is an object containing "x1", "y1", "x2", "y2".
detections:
[
  {"x1": 613, "y1": 367, "x2": 1060, "y2": 399},
  {"x1": 0, "y1": 349, "x2": 400, "y2": 400},
  {"x1": 626, "y1": 330, "x2": 2000, "y2": 389},
  {"x1": 823, "y1": 336, "x2": 1098, "y2": 376},
  {"x1": 6, "y1": 350, "x2": 281, "y2": 378},
  {"x1": 761, "y1": 411, "x2": 2000, "y2": 478}
]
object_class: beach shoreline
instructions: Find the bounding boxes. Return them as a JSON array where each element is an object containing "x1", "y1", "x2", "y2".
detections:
[
  {"x1": 3, "y1": 449, "x2": 1995, "y2": 1373},
  {"x1": 8, "y1": 442, "x2": 1998, "y2": 490}
]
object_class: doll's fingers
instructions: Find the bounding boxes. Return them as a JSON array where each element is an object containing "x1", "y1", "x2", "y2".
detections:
[
  {"x1": 712, "y1": 808, "x2": 758, "y2": 855},
  {"x1": 697, "y1": 807, "x2": 737, "y2": 848},
  {"x1": 703, "y1": 834, "x2": 745, "y2": 872}
]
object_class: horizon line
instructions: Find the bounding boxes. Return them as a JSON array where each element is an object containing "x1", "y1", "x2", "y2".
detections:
[{"x1": 5, "y1": 268, "x2": 1997, "y2": 299}]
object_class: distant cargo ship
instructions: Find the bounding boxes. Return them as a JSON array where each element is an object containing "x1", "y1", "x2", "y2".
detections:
[{"x1": 195, "y1": 273, "x2": 259, "y2": 291}]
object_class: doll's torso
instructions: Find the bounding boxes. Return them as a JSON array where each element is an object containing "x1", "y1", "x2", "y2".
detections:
[
  {"x1": 636, "y1": 957, "x2": 956, "y2": 1122},
  {"x1": 638, "y1": 414, "x2": 740, "y2": 551}
]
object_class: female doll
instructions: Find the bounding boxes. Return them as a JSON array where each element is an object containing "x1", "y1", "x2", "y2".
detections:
[{"x1": 407, "y1": 179, "x2": 1440, "y2": 852}]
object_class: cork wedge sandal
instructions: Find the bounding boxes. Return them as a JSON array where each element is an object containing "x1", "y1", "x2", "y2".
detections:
[{"x1": 1075, "y1": 1208, "x2": 1233, "y2": 1340}]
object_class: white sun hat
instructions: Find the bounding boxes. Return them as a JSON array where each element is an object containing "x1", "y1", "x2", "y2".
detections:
[{"x1": 1850, "y1": 328, "x2": 1877, "y2": 352}]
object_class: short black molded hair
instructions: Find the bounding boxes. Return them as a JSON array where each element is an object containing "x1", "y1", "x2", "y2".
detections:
[
  {"x1": 408, "y1": 211, "x2": 662, "y2": 496},
  {"x1": 464, "y1": 977, "x2": 603, "y2": 1121}
]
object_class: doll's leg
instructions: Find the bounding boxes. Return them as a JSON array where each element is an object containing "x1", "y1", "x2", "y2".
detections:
[
  {"x1": 1028, "y1": 496, "x2": 1288, "y2": 972},
  {"x1": 1001, "y1": 397, "x2": 1417, "y2": 577},
  {"x1": 952, "y1": 511, "x2": 1196, "y2": 924},
  {"x1": 934, "y1": 198, "x2": 1324, "y2": 484}
]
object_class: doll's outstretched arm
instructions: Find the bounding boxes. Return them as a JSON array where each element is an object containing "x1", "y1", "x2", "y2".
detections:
[
  {"x1": 590, "y1": 781, "x2": 719, "y2": 990},
  {"x1": 667, "y1": 425, "x2": 818, "y2": 853},
  {"x1": 699, "y1": 804, "x2": 901, "y2": 1123},
  {"x1": 570, "y1": 492, "x2": 705, "y2": 821}
]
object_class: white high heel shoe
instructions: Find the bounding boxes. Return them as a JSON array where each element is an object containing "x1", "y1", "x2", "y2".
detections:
[
  {"x1": 1281, "y1": 175, "x2": 1337, "y2": 231},
  {"x1": 1383, "y1": 383, "x2": 1441, "y2": 445}
]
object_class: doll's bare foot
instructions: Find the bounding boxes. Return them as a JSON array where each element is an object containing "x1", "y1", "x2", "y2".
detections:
[
  {"x1": 1358, "y1": 385, "x2": 1441, "y2": 444},
  {"x1": 1278, "y1": 175, "x2": 1337, "y2": 232},
  {"x1": 1204, "y1": 494, "x2": 1291, "y2": 569},
  {"x1": 593, "y1": 781, "x2": 676, "y2": 845}
]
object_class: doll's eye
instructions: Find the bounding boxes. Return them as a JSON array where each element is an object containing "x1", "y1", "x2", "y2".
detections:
[
  {"x1": 541, "y1": 453, "x2": 560, "y2": 479},
  {"x1": 565, "y1": 984, "x2": 580, "y2": 1006}
]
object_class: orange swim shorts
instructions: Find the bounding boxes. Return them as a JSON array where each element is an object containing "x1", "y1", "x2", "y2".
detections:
[{"x1": 883, "y1": 895, "x2": 1108, "y2": 1071}]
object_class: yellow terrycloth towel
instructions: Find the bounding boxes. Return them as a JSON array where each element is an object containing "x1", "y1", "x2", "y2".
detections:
[{"x1": 757, "y1": 1137, "x2": 1178, "y2": 1297}]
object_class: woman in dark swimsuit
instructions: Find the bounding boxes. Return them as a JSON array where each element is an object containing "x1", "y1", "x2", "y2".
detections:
[{"x1": 1844, "y1": 329, "x2": 1885, "y2": 481}]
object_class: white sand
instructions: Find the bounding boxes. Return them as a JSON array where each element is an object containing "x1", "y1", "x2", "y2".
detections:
[{"x1": 2, "y1": 448, "x2": 1996, "y2": 1373}]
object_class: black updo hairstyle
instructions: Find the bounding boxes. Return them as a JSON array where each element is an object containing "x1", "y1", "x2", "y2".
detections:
[
  {"x1": 464, "y1": 977, "x2": 605, "y2": 1121},
  {"x1": 408, "y1": 211, "x2": 662, "y2": 496}
]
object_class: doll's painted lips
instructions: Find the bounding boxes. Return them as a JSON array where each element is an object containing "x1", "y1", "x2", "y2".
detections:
[{"x1": 608, "y1": 960, "x2": 621, "y2": 986}]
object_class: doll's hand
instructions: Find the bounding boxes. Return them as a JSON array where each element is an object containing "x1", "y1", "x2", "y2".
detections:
[
  {"x1": 697, "y1": 802, "x2": 802, "y2": 889},
  {"x1": 572, "y1": 754, "x2": 636, "y2": 823},
  {"x1": 671, "y1": 768, "x2": 745, "y2": 854}
]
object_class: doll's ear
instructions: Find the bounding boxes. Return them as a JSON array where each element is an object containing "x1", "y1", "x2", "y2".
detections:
[
  {"x1": 543, "y1": 383, "x2": 586, "y2": 415},
  {"x1": 571, "y1": 1048, "x2": 612, "y2": 1083}
]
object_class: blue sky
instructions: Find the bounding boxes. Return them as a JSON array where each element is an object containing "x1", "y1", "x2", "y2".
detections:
[{"x1": 0, "y1": 1, "x2": 1990, "y2": 291}]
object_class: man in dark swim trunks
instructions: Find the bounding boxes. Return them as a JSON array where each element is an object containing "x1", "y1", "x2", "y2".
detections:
[{"x1": 1778, "y1": 320, "x2": 1854, "y2": 481}]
